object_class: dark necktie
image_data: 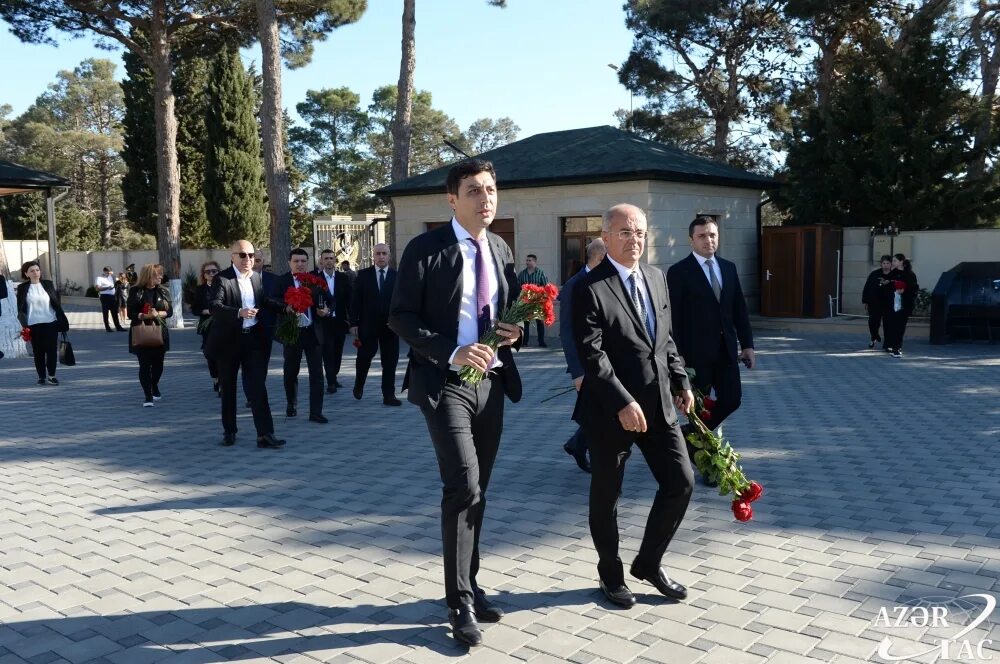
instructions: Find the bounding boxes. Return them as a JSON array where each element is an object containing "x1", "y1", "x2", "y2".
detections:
[
  {"x1": 468, "y1": 238, "x2": 491, "y2": 336},
  {"x1": 706, "y1": 258, "x2": 721, "y2": 302},
  {"x1": 629, "y1": 271, "x2": 654, "y2": 341},
  {"x1": 378, "y1": 268, "x2": 385, "y2": 293}
]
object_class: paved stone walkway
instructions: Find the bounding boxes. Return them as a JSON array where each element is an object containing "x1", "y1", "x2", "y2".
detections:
[{"x1": 1, "y1": 307, "x2": 998, "y2": 663}]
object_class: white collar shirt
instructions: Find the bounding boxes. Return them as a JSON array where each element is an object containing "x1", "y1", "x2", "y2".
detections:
[
  {"x1": 96, "y1": 275, "x2": 115, "y2": 295},
  {"x1": 321, "y1": 270, "x2": 337, "y2": 317},
  {"x1": 606, "y1": 255, "x2": 656, "y2": 339},
  {"x1": 450, "y1": 217, "x2": 501, "y2": 370},
  {"x1": 235, "y1": 264, "x2": 257, "y2": 329},
  {"x1": 693, "y1": 252, "x2": 723, "y2": 291}
]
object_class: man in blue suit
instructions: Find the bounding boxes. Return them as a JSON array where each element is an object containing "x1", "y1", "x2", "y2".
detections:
[{"x1": 558, "y1": 238, "x2": 606, "y2": 473}]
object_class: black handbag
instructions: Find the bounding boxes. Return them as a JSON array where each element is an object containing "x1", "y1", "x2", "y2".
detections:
[{"x1": 58, "y1": 333, "x2": 76, "y2": 366}]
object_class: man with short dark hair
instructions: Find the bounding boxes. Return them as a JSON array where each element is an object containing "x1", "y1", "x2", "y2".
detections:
[
  {"x1": 350, "y1": 243, "x2": 400, "y2": 406},
  {"x1": 271, "y1": 248, "x2": 334, "y2": 423},
  {"x1": 95, "y1": 266, "x2": 125, "y2": 332},
  {"x1": 314, "y1": 248, "x2": 351, "y2": 393},
  {"x1": 517, "y1": 253, "x2": 549, "y2": 346},
  {"x1": 389, "y1": 159, "x2": 523, "y2": 647}
]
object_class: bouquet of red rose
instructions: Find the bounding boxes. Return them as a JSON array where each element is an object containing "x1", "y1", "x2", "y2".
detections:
[
  {"x1": 275, "y1": 278, "x2": 315, "y2": 346},
  {"x1": 20, "y1": 327, "x2": 31, "y2": 343},
  {"x1": 458, "y1": 283, "x2": 559, "y2": 385},
  {"x1": 141, "y1": 303, "x2": 165, "y2": 327},
  {"x1": 683, "y1": 369, "x2": 764, "y2": 522},
  {"x1": 892, "y1": 280, "x2": 906, "y2": 312}
]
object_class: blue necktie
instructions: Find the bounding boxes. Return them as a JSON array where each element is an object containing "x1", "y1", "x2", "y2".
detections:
[{"x1": 630, "y1": 271, "x2": 654, "y2": 341}]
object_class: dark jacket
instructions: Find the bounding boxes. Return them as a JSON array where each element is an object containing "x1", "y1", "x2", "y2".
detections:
[
  {"x1": 205, "y1": 266, "x2": 283, "y2": 359},
  {"x1": 351, "y1": 266, "x2": 396, "y2": 335},
  {"x1": 558, "y1": 266, "x2": 589, "y2": 380},
  {"x1": 572, "y1": 258, "x2": 690, "y2": 433},
  {"x1": 311, "y1": 269, "x2": 351, "y2": 333},
  {"x1": 862, "y1": 269, "x2": 893, "y2": 309},
  {"x1": 16, "y1": 279, "x2": 69, "y2": 332},
  {"x1": 389, "y1": 222, "x2": 522, "y2": 409},
  {"x1": 887, "y1": 269, "x2": 919, "y2": 315},
  {"x1": 267, "y1": 271, "x2": 335, "y2": 345},
  {"x1": 666, "y1": 253, "x2": 753, "y2": 369},
  {"x1": 127, "y1": 285, "x2": 173, "y2": 353}
]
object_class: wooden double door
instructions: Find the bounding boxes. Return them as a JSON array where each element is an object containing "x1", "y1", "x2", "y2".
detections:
[{"x1": 761, "y1": 225, "x2": 842, "y2": 318}]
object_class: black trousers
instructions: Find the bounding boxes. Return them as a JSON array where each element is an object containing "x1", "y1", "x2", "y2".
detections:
[
  {"x1": 522, "y1": 319, "x2": 545, "y2": 345},
  {"x1": 586, "y1": 412, "x2": 693, "y2": 586},
  {"x1": 688, "y1": 340, "x2": 742, "y2": 431},
  {"x1": 136, "y1": 347, "x2": 166, "y2": 399},
  {"x1": 219, "y1": 325, "x2": 274, "y2": 436},
  {"x1": 100, "y1": 294, "x2": 123, "y2": 330},
  {"x1": 355, "y1": 323, "x2": 400, "y2": 398},
  {"x1": 885, "y1": 310, "x2": 911, "y2": 350},
  {"x1": 28, "y1": 321, "x2": 59, "y2": 379},
  {"x1": 320, "y1": 323, "x2": 346, "y2": 387},
  {"x1": 566, "y1": 425, "x2": 588, "y2": 456},
  {"x1": 420, "y1": 373, "x2": 505, "y2": 609},
  {"x1": 242, "y1": 327, "x2": 274, "y2": 399},
  {"x1": 867, "y1": 307, "x2": 885, "y2": 344},
  {"x1": 283, "y1": 325, "x2": 324, "y2": 416}
]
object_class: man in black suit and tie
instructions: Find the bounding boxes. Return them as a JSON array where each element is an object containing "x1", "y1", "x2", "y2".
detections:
[
  {"x1": 666, "y1": 216, "x2": 755, "y2": 437},
  {"x1": 389, "y1": 159, "x2": 523, "y2": 648},
  {"x1": 572, "y1": 203, "x2": 695, "y2": 609},
  {"x1": 350, "y1": 243, "x2": 401, "y2": 406},
  {"x1": 270, "y1": 248, "x2": 334, "y2": 424},
  {"x1": 314, "y1": 248, "x2": 351, "y2": 393},
  {"x1": 206, "y1": 240, "x2": 286, "y2": 449}
]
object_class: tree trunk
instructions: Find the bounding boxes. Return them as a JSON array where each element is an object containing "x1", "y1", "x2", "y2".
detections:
[
  {"x1": 969, "y1": 2, "x2": 1000, "y2": 181},
  {"x1": 257, "y1": 0, "x2": 291, "y2": 262},
  {"x1": 99, "y1": 154, "x2": 112, "y2": 247},
  {"x1": 0, "y1": 217, "x2": 9, "y2": 280},
  {"x1": 391, "y1": 0, "x2": 416, "y2": 185},
  {"x1": 149, "y1": 1, "x2": 183, "y2": 327}
]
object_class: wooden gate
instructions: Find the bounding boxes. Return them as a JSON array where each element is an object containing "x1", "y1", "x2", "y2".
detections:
[{"x1": 761, "y1": 225, "x2": 842, "y2": 318}]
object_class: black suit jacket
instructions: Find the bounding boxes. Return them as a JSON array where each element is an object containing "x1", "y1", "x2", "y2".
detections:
[
  {"x1": 571, "y1": 258, "x2": 690, "y2": 433},
  {"x1": 267, "y1": 271, "x2": 334, "y2": 345},
  {"x1": 312, "y1": 269, "x2": 350, "y2": 333},
  {"x1": 16, "y1": 279, "x2": 69, "y2": 332},
  {"x1": 351, "y1": 266, "x2": 396, "y2": 333},
  {"x1": 389, "y1": 222, "x2": 522, "y2": 409},
  {"x1": 666, "y1": 253, "x2": 753, "y2": 368},
  {"x1": 205, "y1": 266, "x2": 282, "y2": 359}
]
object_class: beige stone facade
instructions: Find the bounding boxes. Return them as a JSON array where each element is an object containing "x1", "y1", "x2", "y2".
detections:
[{"x1": 389, "y1": 180, "x2": 765, "y2": 316}]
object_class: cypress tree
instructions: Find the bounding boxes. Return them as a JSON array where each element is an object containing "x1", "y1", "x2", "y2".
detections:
[
  {"x1": 204, "y1": 47, "x2": 268, "y2": 247},
  {"x1": 174, "y1": 54, "x2": 213, "y2": 248},
  {"x1": 120, "y1": 39, "x2": 158, "y2": 236}
]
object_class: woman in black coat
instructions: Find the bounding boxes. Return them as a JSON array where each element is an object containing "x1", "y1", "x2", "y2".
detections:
[
  {"x1": 15, "y1": 261, "x2": 69, "y2": 385},
  {"x1": 884, "y1": 253, "x2": 919, "y2": 358},
  {"x1": 191, "y1": 260, "x2": 221, "y2": 394},
  {"x1": 127, "y1": 263, "x2": 173, "y2": 407}
]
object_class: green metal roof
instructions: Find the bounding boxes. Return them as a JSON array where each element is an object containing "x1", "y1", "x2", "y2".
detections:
[
  {"x1": 0, "y1": 159, "x2": 71, "y2": 196},
  {"x1": 374, "y1": 125, "x2": 776, "y2": 197}
]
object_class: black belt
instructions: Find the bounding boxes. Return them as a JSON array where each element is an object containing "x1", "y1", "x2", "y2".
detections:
[
  {"x1": 445, "y1": 369, "x2": 492, "y2": 386},
  {"x1": 240, "y1": 326, "x2": 260, "y2": 335}
]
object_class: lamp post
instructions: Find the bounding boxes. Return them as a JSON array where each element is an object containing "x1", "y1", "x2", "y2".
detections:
[{"x1": 608, "y1": 64, "x2": 633, "y2": 132}]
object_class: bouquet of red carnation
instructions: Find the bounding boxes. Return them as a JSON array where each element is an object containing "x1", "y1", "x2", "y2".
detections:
[
  {"x1": 683, "y1": 369, "x2": 764, "y2": 522},
  {"x1": 275, "y1": 277, "x2": 314, "y2": 345},
  {"x1": 20, "y1": 327, "x2": 31, "y2": 343},
  {"x1": 141, "y1": 303, "x2": 165, "y2": 327},
  {"x1": 297, "y1": 272, "x2": 328, "y2": 290},
  {"x1": 458, "y1": 283, "x2": 559, "y2": 385},
  {"x1": 892, "y1": 280, "x2": 906, "y2": 312}
]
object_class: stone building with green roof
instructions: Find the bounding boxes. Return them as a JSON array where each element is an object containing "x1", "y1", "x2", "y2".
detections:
[{"x1": 375, "y1": 125, "x2": 776, "y2": 311}]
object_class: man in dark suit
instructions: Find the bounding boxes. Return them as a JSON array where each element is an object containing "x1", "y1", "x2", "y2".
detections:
[
  {"x1": 557, "y1": 238, "x2": 607, "y2": 473},
  {"x1": 314, "y1": 248, "x2": 351, "y2": 393},
  {"x1": 389, "y1": 159, "x2": 523, "y2": 648},
  {"x1": 350, "y1": 243, "x2": 401, "y2": 406},
  {"x1": 270, "y1": 248, "x2": 334, "y2": 424},
  {"x1": 666, "y1": 216, "x2": 755, "y2": 437},
  {"x1": 206, "y1": 240, "x2": 286, "y2": 449},
  {"x1": 242, "y1": 254, "x2": 277, "y2": 406},
  {"x1": 573, "y1": 203, "x2": 695, "y2": 609}
]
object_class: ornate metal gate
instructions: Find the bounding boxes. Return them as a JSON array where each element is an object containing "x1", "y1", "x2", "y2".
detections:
[{"x1": 313, "y1": 222, "x2": 377, "y2": 270}]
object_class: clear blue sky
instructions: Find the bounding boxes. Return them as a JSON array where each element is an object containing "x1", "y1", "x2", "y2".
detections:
[{"x1": 1, "y1": 0, "x2": 638, "y2": 141}]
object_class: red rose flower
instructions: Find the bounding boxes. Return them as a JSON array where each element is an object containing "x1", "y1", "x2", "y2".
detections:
[
  {"x1": 20, "y1": 327, "x2": 31, "y2": 342},
  {"x1": 699, "y1": 410, "x2": 712, "y2": 421},
  {"x1": 732, "y1": 500, "x2": 753, "y2": 522},
  {"x1": 703, "y1": 396, "x2": 717, "y2": 409},
  {"x1": 740, "y1": 481, "x2": 764, "y2": 504},
  {"x1": 353, "y1": 337, "x2": 362, "y2": 349},
  {"x1": 142, "y1": 303, "x2": 152, "y2": 315},
  {"x1": 893, "y1": 280, "x2": 906, "y2": 291}
]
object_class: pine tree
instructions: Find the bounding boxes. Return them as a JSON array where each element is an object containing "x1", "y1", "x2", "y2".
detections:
[
  {"x1": 120, "y1": 42, "x2": 158, "y2": 236},
  {"x1": 174, "y1": 54, "x2": 213, "y2": 248},
  {"x1": 204, "y1": 47, "x2": 268, "y2": 247}
]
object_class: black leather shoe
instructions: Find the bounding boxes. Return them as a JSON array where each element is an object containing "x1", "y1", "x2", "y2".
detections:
[
  {"x1": 448, "y1": 605, "x2": 482, "y2": 647},
  {"x1": 353, "y1": 386, "x2": 363, "y2": 400},
  {"x1": 472, "y1": 588, "x2": 504, "y2": 622},
  {"x1": 308, "y1": 414, "x2": 328, "y2": 424},
  {"x1": 286, "y1": 406, "x2": 297, "y2": 417},
  {"x1": 630, "y1": 562, "x2": 687, "y2": 600},
  {"x1": 334, "y1": 379, "x2": 342, "y2": 388},
  {"x1": 326, "y1": 384, "x2": 337, "y2": 394},
  {"x1": 563, "y1": 440, "x2": 591, "y2": 473},
  {"x1": 256, "y1": 434, "x2": 286, "y2": 449},
  {"x1": 383, "y1": 397, "x2": 402, "y2": 406},
  {"x1": 222, "y1": 432, "x2": 236, "y2": 447},
  {"x1": 599, "y1": 580, "x2": 636, "y2": 608}
]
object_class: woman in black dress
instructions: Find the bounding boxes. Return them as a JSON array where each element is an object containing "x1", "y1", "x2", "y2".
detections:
[
  {"x1": 127, "y1": 264, "x2": 173, "y2": 406},
  {"x1": 192, "y1": 261, "x2": 221, "y2": 394}
]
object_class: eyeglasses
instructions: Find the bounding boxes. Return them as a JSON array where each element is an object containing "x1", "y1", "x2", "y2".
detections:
[
  {"x1": 616, "y1": 230, "x2": 649, "y2": 241},
  {"x1": 232, "y1": 252, "x2": 255, "y2": 259}
]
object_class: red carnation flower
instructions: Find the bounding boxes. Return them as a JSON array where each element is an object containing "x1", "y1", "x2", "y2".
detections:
[
  {"x1": 732, "y1": 500, "x2": 753, "y2": 522},
  {"x1": 353, "y1": 337, "x2": 362, "y2": 349},
  {"x1": 703, "y1": 396, "x2": 717, "y2": 409},
  {"x1": 893, "y1": 280, "x2": 906, "y2": 291},
  {"x1": 740, "y1": 481, "x2": 764, "y2": 504},
  {"x1": 20, "y1": 327, "x2": 31, "y2": 342}
]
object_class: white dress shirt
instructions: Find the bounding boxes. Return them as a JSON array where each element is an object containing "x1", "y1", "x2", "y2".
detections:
[
  {"x1": 235, "y1": 265, "x2": 257, "y2": 329},
  {"x1": 26, "y1": 283, "x2": 57, "y2": 326},
  {"x1": 449, "y1": 217, "x2": 501, "y2": 370},
  {"x1": 693, "y1": 252, "x2": 723, "y2": 291},
  {"x1": 321, "y1": 270, "x2": 337, "y2": 318},
  {"x1": 95, "y1": 275, "x2": 115, "y2": 296},
  {"x1": 606, "y1": 255, "x2": 656, "y2": 339}
]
